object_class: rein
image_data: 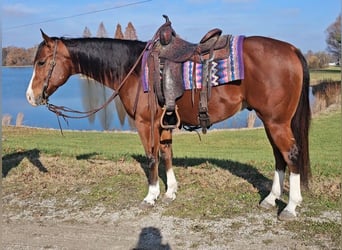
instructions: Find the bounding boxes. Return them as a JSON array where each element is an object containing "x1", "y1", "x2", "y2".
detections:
[{"x1": 45, "y1": 40, "x2": 150, "y2": 133}]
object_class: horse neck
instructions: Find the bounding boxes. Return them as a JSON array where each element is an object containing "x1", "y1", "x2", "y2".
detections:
[{"x1": 65, "y1": 38, "x2": 146, "y2": 90}]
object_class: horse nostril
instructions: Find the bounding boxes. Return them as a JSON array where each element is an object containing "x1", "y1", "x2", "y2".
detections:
[
  {"x1": 26, "y1": 93, "x2": 30, "y2": 100},
  {"x1": 26, "y1": 92, "x2": 38, "y2": 106}
]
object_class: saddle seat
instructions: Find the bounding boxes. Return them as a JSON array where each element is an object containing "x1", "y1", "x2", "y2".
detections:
[{"x1": 159, "y1": 28, "x2": 229, "y2": 63}]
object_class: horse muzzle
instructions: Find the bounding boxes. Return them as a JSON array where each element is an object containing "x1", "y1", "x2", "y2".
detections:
[{"x1": 26, "y1": 90, "x2": 47, "y2": 106}]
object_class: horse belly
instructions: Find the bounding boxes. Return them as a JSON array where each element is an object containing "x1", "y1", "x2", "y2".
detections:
[{"x1": 176, "y1": 84, "x2": 243, "y2": 126}]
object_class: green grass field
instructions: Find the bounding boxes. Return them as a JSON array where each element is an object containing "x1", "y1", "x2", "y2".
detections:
[
  {"x1": 2, "y1": 109, "x2": 341, "y2": 248},
  {"x1": 3, "y1": 111, "x2": 340, "y2": 176},
  {"x1": 310, "y1": 66, "x2": 341, "y2": 84}
]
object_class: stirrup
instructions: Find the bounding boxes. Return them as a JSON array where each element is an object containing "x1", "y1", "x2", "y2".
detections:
[
  {"x1": 198, "y1": 110, "x2": 210, "y2": 134},
  {"x1": 160, "y1": 105, "x2": 181, "y2": 129}
]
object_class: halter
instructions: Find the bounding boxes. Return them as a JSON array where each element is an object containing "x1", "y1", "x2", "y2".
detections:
[{"x1": 41, "y1": 40, "x2": 58, "y2": 104}]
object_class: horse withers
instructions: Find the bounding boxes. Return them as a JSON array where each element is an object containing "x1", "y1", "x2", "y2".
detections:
[{"x1": 26, "y1": 17, "x2": 310, "y2": 220}]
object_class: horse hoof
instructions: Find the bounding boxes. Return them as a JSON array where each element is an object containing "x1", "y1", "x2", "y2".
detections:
[
  {"x1": 259, "y1": 200, "x2": 274, "y2": 210},
  {"x1": 278, "y1": 210, "x2": 297, "y2": 221},
  {"x1": 162, "y1": 195, "x2": 174, "y2": 205},
  {"x1": 139, "y1": 200, "x2": 154, "y2": 210}
]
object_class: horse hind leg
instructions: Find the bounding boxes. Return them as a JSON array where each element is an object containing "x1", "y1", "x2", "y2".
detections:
[
  {"x1": 259, "y1": 141, "x2": 286, "y2": 209},
  {"x1": 262, "y1": 123, "x2": 302, "y2": 220},
  {"x1": 279, "y1": 143, "x2": 303, "y2": 221}
]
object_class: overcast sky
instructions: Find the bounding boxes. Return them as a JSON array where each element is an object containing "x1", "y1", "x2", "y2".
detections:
[{"x1": 2, "y1": 0, "x2": 340, "y2": 53}]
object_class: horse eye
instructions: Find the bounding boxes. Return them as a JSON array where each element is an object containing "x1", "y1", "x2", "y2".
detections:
[{"x1": 37, "y1": 60, "x2": 46, "y2": 66}]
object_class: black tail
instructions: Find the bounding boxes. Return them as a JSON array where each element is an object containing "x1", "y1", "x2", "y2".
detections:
[{"x1": 292, "y1": 49, "x2": 311, "y2": 188}]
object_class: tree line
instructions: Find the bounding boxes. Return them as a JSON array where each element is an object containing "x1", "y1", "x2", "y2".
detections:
[
  {"x1": 2, "y1": 21, "x2": 138, "y2": 67},
  {"x1": 2, "y1": 14, "x2": 341, "y2": 68}
]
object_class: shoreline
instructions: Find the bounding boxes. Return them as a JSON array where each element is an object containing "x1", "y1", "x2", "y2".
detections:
[
  {"x1": 2, "y1": 65, "x2": 33, "y2": 68},
  {"x1": 3, "y1": 124, "x2": 265, "y2": 135}
]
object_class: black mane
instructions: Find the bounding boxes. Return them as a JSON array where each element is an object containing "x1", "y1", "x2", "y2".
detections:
[
  {"x1": 65, "y1": 38, "x2": 147, "y2": 84},
  {"x1": 38, "y1": 37, "x2": 147, "y2": 85}
]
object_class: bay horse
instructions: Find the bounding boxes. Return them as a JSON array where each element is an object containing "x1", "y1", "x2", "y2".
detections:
[{"x1": 26, "y1": 23, "x2": 311, "y2": 220}]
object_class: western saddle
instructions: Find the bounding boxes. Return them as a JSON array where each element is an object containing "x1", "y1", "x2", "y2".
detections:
[{"x1": 148, "y1": 15, "x2": 231, "y2": 133}]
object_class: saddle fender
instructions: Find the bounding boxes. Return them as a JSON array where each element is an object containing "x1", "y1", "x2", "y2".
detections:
[{"x1": 162, "y1": 60, "x2": 184, "y2": 111}]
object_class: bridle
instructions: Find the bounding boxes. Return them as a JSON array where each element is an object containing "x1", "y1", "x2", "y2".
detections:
[{"x1": 41, "y1": 40, "x2": 58, "y2": 104}]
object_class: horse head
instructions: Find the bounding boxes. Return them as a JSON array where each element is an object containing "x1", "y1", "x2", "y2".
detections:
[{"x1": 26, "y1": 30, "x2": 73, "y2": 106}]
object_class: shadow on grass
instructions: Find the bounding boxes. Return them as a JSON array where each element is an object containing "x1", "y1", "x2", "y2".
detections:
[
  {"x1": 2, "y1": 149, "x2": 48, "y2": 177},
  {"x1": 76, "y1": 152, "x2": 100, "y2": 160},
  {"x1": 132, "y1": 154, "x2": 272, "y2": 201}
]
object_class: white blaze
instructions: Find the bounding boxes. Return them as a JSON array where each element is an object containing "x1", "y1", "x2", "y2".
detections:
[{"x1": 26, "y1": 67, "x2": 38, "y2": 106}]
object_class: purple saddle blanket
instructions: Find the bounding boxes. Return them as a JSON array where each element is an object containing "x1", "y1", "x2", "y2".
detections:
[{"x1": 142, "y1": 35, "x2": 245, "y2": 92}]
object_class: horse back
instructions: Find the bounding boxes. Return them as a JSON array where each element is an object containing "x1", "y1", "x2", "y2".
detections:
[{"x1": 243, "y1": 36, "x2": 304, "y2": 79}]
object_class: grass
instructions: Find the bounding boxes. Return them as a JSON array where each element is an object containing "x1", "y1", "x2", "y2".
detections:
[
  {"x1": 309, "y1": 112, "x2": 341, "y2": 177},
  {"x1": 310, "y1": 66, "x2": 341, "y2": 84},
  {"x1": 2, "y1": 109, "x2": 341, "y2": 248},
  {"x1": 284, "y1": 220, "x2": 341, "y2": 248},
  {"x1": 2, "y1": 129, "x2": 144, "y2": 161}
]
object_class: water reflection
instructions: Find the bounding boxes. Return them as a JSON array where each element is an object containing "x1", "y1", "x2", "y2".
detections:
[
  {"x1": 11, "y1": 67, "x2": 340, "y2": 131},
  {"x1": 77, "y1": 76, "x2": 263, "y2": 131},
  {"x1": 3, "y1": 67, "x2": 339, "y2": 132},
  {"x1": 79, "y1": 77, "x2": 137, "y2": 130},
  {"x1": 311, "y1": 80, "x2": 341, "y2": 113}
]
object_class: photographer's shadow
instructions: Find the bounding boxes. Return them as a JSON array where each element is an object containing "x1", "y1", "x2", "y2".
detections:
[
  {"x1": 133, "y1": 227, "x2": 171, "y2": 250},
  {"x1": 2, "y1": 149, "x2": 47, "y2": 177}
]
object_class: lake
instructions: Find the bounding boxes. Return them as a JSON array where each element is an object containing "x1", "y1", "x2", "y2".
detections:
[{"x1": 2, "y1": 67, "x2": 264, "y2": 131}]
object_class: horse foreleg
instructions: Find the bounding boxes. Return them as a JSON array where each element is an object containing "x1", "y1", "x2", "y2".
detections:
[
  {"x1": 142, "y1": 153, "x2": 161, "y2": 206},
  {"x1": 160, "y1": 129, "x2": 178, "y2": 203},
  {"x1": 137, "y1": 123, "x2": 161, "y2": 207}
]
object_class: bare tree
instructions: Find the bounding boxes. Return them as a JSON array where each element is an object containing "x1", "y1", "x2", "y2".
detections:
[
  {"x1": 96, "y1": 22, "x2": 108, "y2": 38},
  {"x1": 2, "y1": 47, "x2": 9, "y2": 65},
  {"x1": 326, "y1": 14, "x2": 341, "y2": 62},
  {"x1": 3, "y1": 46, "x2": 35, "y2": 66},
  {"x1": 83, "y1": 26, "x2": 92, "y2": 37},
  {"x1": 114, "y1": 23, "x2": 124, "y2": 39},
  {"x1": 306, "y1": 50, "x2": 332, "y2": 69},
  {"x1": 124, "y1": 22, "x2": 138, "y2": 40}
]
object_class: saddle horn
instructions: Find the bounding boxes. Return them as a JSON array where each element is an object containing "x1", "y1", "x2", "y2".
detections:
[
  {"x1": 160, "y1": 15, "x2": 176, "y2": 45},
  {"x1": 162, "y1": 14, "x2": 170, "y2": 23}
]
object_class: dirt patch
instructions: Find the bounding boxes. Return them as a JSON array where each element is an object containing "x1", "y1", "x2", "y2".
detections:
[
  {"x1": 4, "y1": 205, "x2": 339, "y2": 250},
  {"x1": 3, "y1": 155, "x2": 341, "y2": 249}
]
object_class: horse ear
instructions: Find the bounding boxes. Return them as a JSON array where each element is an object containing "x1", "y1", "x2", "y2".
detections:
[{"x1": 40, "y1": 29, "x2": 53, "y2": 47}]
